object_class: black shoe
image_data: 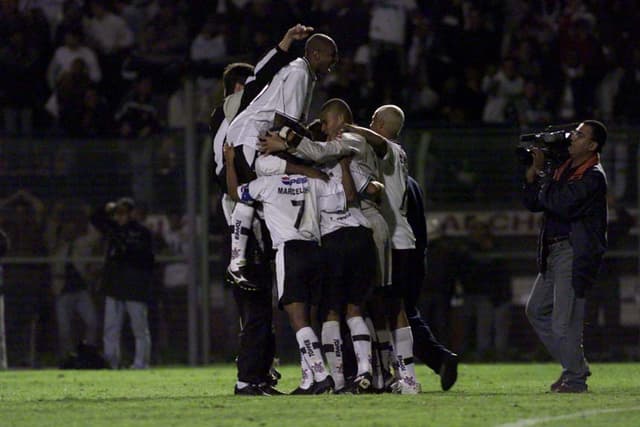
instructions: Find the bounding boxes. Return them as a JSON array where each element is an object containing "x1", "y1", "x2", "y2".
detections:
[
  {"x1": 290, "y1": 384, "x2": 316, "y2": 395},
  {"x1": 225, "y1": 266, "x2": 259, "y2": 292},
  {"x1": 440, "y1": 353, "x2": 459, "y2": 391},
  {"x1": 551, "y1": 370, "x2": 590, "y2": 392},
  {"x1": 313, "y1": 375, "x2": 335, "y2": 394},
  {"x1": 234, "y1": 384, "x2": 270, "y2": 396},
  {"x1": 550, "y1": 374, "x2": 566, "y2": 392},
  {"x1": 339, "y1": 373, "x2": 373, "y2": 394},
  {"x1": 259, "y1": 384, "x2": 286, "y2": 395}
]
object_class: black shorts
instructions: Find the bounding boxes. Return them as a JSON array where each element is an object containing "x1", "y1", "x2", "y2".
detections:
[
  {"x1": 275, "y1": 240, "x2": 323, "y2": 308},
  {"x1": 321, "y1": 226, "x2": 375, "y2": 310}
]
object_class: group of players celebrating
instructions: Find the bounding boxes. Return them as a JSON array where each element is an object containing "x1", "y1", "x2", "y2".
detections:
[{"x1": 212, "y1": 25, "x2": 458, "y2": 396}]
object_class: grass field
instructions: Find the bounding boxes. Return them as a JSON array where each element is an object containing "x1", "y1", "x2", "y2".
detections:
[{"x1": 2, "y1": 363, "x2": 640, "y2": 427}]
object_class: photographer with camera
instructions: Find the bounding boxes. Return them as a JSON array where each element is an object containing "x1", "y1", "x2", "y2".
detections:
[{"x1": 522, "y1": 120, "x2": 608, "y2": 393}]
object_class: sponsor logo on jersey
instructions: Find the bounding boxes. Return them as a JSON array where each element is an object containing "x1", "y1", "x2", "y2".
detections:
[{"x1": 281, "y1": 175, "x2": 308, "y2": 186}]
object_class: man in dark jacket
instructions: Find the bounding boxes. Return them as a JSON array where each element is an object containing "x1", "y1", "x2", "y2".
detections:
[
  {"x1": 91, "y1": 197, "x2": 154, "y2": 369},
  {"x1": 406, "y1": 176, "x2": 459, "y2": 391},
  {"x1": 522, "y1": 120, "x2": 608, "y2": 393}
]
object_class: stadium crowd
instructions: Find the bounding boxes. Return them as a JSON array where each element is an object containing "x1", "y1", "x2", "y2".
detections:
[{"x1": 1, "y1": 0, "x2": 640, "y2": 137}]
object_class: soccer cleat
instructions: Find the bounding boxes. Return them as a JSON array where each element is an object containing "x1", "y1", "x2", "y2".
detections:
[
  {"x1": 290, "y1": 376, "x2": 335, "y2": 395},
  {"x1": 338, "y1": 373, "x2": 374, "y2": 394},
  {"x1": 225, "y1": 266, "x2": 259, "y2": 292},
  {"x1": 312, "y1": 375, "x2": 335, "y2": 394},
  {"x1": 390, "y1": 378, "x2": 422, "y2": 395},
  {"x1": 259, "y1": 384, "x2": 286, "y2": 395},
  {"x1": 234, "y1": 384, "x2": 270, "y2": 396},
  {"x1": 439, "y1": 353, "x2": 459, "y2": 391}
]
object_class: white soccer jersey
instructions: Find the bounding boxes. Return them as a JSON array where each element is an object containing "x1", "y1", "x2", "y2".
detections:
[
  {"x1": 318, "y1": 164, "x2": 369, "y2": 236},
  {"x1": 226, "y1": 57, "x2": 316, "y2": 151},
  {"x1": 379, "y1": 141, "x2": 416, "y2": 249},
  {"x1": 212, "y1": 118, "x2": 230, "y2": 176},
  {"x1": 237, "y1": 174, "x2": 343, "y2": 248}
]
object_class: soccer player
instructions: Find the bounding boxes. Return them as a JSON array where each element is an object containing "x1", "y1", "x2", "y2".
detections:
[
  {"x1": 346, "y1": 105, "x2": 421, "y2": 393},
  {"x1": 210, "y1": 24, "x2": 315, "y2": 396},
  {"x1": 224, "y1": 33, "x2": 338, "y2": 289},
  {"x1": 224, "y1": 144, "x2": 338, "y2": 394}
]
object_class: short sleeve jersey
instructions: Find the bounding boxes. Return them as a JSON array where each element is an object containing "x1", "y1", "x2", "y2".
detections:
[
  {"x1": 379, "y1": 141, "x2": 416, "y2": 249},
  {"x1": 238, "y1": 174, "x2": 343, "y2": 248}
]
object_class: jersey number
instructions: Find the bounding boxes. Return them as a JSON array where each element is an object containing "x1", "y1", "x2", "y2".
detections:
[{"x1": 291, "y1": 200, "x2": 305, "y2": 229}]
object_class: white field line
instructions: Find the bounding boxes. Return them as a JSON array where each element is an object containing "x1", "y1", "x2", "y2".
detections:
[{"x1": 495, "y1": 406, "x2": 640, "y2": 427}]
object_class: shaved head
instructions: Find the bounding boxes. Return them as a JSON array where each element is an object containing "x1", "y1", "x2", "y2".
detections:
[
  {"x1": 305, "y1": 33, "x2": 337, "y2": 56},
  {"x1": 372, "y1": 105, "x2": 405, "y2": 138},
  {"x1": 320, "y1": 98, "x2": 353, "y2": 124},
  {"x1": 305, "y1": 33, "x2": 338, "y2": 74}
]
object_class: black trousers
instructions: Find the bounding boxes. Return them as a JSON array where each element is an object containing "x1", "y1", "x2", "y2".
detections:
[
  {"x1": 397, "y1": 248, "x2": 455, "y2": 373},
  {"x1": 232, "y1": 285, "x2": 275, "y2": 384},
  {"x1": 231, "y1": 218, "x2": 275, "y2": 385}
]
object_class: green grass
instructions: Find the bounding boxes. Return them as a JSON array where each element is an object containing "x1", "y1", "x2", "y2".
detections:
[{"x1": 2, "y1": 363, "x2": 640, "y2": 427}]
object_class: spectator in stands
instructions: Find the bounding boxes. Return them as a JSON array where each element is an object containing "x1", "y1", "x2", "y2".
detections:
[
  {"x1": 46, "y1": 28, "x2": 101, "y2": 120},
  {"x1": 421, "y1": 217, "x2": 466, "y2": 347},
  {"x1": 114, "y1": 76, "x2": 161, "y2": 138},
  {"x1": 368, "y1": 0, "x2": 420, "y2": 105},
  {"x1": 516, "y1": 80, "x2": 553, "y2": 126},
  {"x1": 83, "y1": 0, "x2": 135, "y2": 108},
  {"x1": 136, "y1": 0, "x2": 188, "y2": 69},
  {"x1": 79, "y1": 86, "x2": 113, "y2": 136},
  {"x1": 91, "y1": 197, "x2": 155, "y2": 369},
  {"x1": 460, "y1": 218, "x2": 512, "y2": 360},
  {"x1": 0, "y1": 189, "x2": 48, "y2": 367},
  {"x1": 189, "y1": 16, "x2": 230, "y2": 122},
  {"x1": 49, "y1": 205, "x2": 100, "y2": 365},
  {"x1": 614, "y1": 45, "x2": 640, "y2": 122},
  {"x1": 482, "y1": 57, "x2": 524, "y2": 123},
  {"x1": 56, "y1": 57, "x2": 92, "y2": 136},
  {"x1": 52, "y1": 0, "x2": 84, "y2": 48},
  {"x1": 585, "y1": 196, "x2": 632, "y2": 359},
  {"x1": 157, "y1": 209, "x2": 189, "y2": 358},
  {"x1": 0, "y1": 29, "x2": 39, "y2": 135}
]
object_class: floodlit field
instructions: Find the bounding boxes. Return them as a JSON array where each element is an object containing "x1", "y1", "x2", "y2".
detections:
[{"x1": 1, "y1": 363, "x2": 640, "y2": 427}]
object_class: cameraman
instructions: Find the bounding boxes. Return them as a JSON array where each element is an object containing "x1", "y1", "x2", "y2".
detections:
[{"x1": 522, "y1": 120, "x2": 608, "y2": 393}]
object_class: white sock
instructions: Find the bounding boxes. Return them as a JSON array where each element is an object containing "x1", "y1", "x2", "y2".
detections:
[
  {"x1": 229, "y1": 203, "x2": 254, "y2": 270},
  {"x1": 321, "y1": 321, "x2": 344, "y2": 390},
  {"x1": 296, "y1": 326, "x2": 329, "y2": 382},
  {"x1": 298, "y1": 357, "x2": 314, "y2": 390},
  {"x1": 392, "y1": 326, "x2": 417, "y2": 385},
  {"x1": 347, "y1": 316, "x2": 372, "y2": 377},
  {"x1": 376, "y1": 328, "x2": 394, "y2": 379}
]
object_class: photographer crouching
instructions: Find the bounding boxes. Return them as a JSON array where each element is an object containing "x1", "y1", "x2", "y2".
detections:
[{"x1": 521, "y1": 120, "x2": 608, "y2": 393}]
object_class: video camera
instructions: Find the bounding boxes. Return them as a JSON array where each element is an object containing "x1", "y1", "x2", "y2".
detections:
[{"x1": 516, "y1": 124, "x2": 576, "y2": 167}]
